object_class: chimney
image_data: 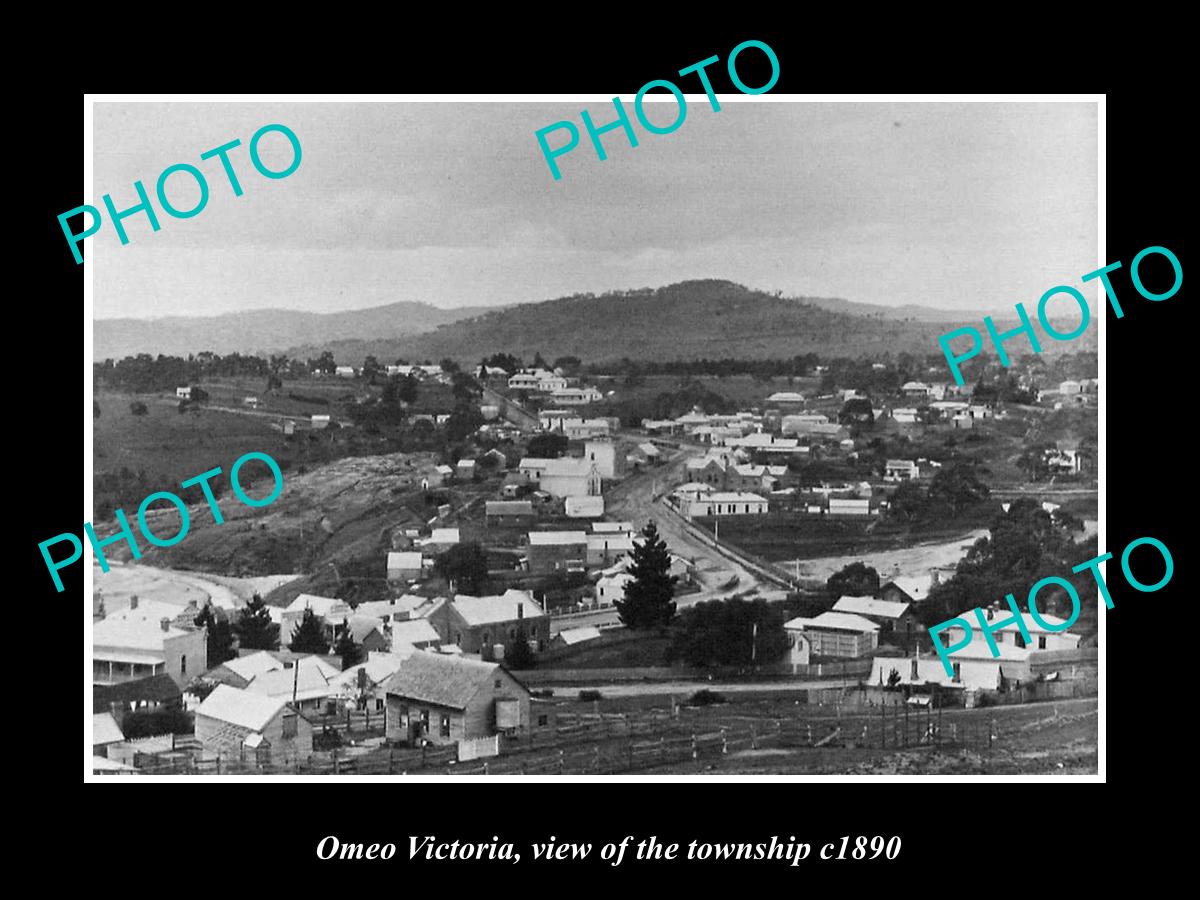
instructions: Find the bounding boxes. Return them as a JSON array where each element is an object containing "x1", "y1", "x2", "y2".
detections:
[
  {"x1": 517, "y1": 602, "x2": 524, "y2": 620},
  {"x1": 986, "y1": 607, "x2": 994, "y2": 621},
  {"x1": 160, "y1": 617, "x2": 172, "y2": 632},
  {"x1": 129, "y1": 595, "x2": 139, "y2": 610}
]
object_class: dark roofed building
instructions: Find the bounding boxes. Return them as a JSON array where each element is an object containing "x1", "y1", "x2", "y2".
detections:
[
  {"x1": 382, "y1": 651, "x2": 531, "y2": 746},
  {"x1": 93, "y1": 672, "x2": 183, "y2": 715}
]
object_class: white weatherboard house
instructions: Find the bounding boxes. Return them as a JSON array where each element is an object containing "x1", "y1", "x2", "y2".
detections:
[
  {"x1": 685, "y1": 492, "x2": 768, "y2": 518},
  {"x1": 784, "y1": 612, "x2": 879, "y2": 659},
  {"x1": 941, "y1": 608, "x2": 1081, "y2": 653}
]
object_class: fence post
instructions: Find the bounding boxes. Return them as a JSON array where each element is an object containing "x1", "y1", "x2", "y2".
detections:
[
  {"x1": 388, "y1": 749, "x2": 395, "y2": 775},
  {"x1": 721, "y1": 728, "x2": 728, "y2": 754},
  {"x1": 422, "y1": 743, "x2": 427, "y2": 768},
  {"x1": 659, "y1": 736, "x2": 665, "y2": 760},
  {"x1": 346, "y1": 708, "x2": 352, "y2": 730},
  {"x1": 691, "y1": 733, "x2": 698, "y2": 760},
  {"x1": 628, "y1": 740, "x2": 634, "y2": 771},
  {"x1": 881, "y1": 702, "x2": 886, "y2": 748},
  {"x1": 333, "y1": 748, "x2": 340, "y2": 774},
  {"x1": 216, "y1": 753, "x2": 222, "y2": 774},
  {"x1": 594, "y1": 746, "x2": 601, "y2": 773},
  {"x1": 988, "y1": 717, "x2": 994, "y2": 752},
  {"x1": 937, "y1": 706, "x2": 942, "y2": 749},
  {"x1": 904, "y1": 702, "x2": 909, "y2": 748},
  {"x1": 558, "y1": 749, "x2": 565, "y2": 774},
  {"x1": 483, "y1": 761, "x2": 489, "y2": 776},
  {"x1": 751, "y1": 724, "x2": 758, "y2": 750},
  {"x1": 806, "y1": 724, "x2": 813, "y2": 746}
]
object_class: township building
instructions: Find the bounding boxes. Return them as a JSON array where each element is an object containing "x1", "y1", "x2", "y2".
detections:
[
  {"x1": 194, "y1": 684, "x2": 315, "y2": 757},
  {"x1": 784, "y1": 612, "x2": 880, "y2": 659},
  {"x1": 426, "y1": 590, "x2": 550, "y2": 657},
  {"x1": 527, "y1": 531, "x2": 588, "y2": 573},
  {"x1": 92, "y1": 596, "x2": 207, "y2": 687},
  {"x1": 383, "y1": 651, "x2": 532, "y2": 746},
  {"x1": 831, "y1": 596, "x2": 917, "y2": 636}
]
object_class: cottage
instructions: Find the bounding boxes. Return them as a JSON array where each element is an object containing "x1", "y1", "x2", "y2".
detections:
[
  {"x1": 281, "y1": 593, "x2": 348, "y2": 638},
  {"x1": 93, "y1": 672, "x2": 183, "y2": 716},
  {"x1": 891, "y1": 408, "x2": 919, "y2": 425},
  {"x1": 784, "y1": 612, "x2": 880, "y2": 659},
  {"x1": 832, "y1": 596, "x2": 918, "y2": 642},
  {"x1": 551, "y1": 386, "x2": 603, "y2": 405},
  {"x1": 564, "y1": 495, "x2": 605, "y2": 518},
  {"x1": 175, "y1": 386, "x2": 192, "y2": 400},
  {"x1": 244, "y1": 656, "x2": 341, "y2": 717},
  {"x1": 592, "y1": 521, "x2": 634, "y2": 534},
  {"x1": 421, "y1": 528, "x2": 461, "y2": 553},
  {"x1": 387, "y1": 551, "x2": 425, "y2": 582},
  {"x1": 685, "y1": 492, "x2": 769, "y2": 518},
  {"x1": 765, "y1": 391, "x2": 807, "y2": 406},
  {"x1": 527, "y1": 531, "x2": 589, "y2": 574},
  {"x1": 884, "y1": 459, "x2": 920, "y2": 482},
  {"x1": 340, "y1": 616, "x2": 390, "y2": 654},
  {"x1": 868, "y1": 653, "x2": 1018, "y2": 692},
  {"x1": 901, "y1": 381, "x2": 932, "y2": 398},
  {"x1": 878, "y1": 575, "x2": 937, "y2": 605},
  {"x1": 194, "y1": 684, "x2": 314, "y2": 756},
  {"x1": 508, "y1": 369, "x2": 568, "y2": 392},
  {"x1": 243, "y1": 396, "x2": 259, "y2": 408},
  {"x1": 93, "y1": 599, "x2": 207, "y2": 688},
  {"x1": 828, "y1": 498, "x2": 871, "y2": 516},
  {"x1": 485, "y1": 500, "x2": 535, "y2": 526},
  {"x1": 940, "y1": 608, "x2": 1081, "y2": 653},
  {"x1": 554, "y1": 626, "x2": 603, "y2": 648},
  {"x1": 595, "y1": 572, "x2": 634, "y2": 607},
  {"x1": 383, "y1": 651, "x2": 532, "y2": 746},
  {"x1": 636, "y1": 442, "x2": 661, "y2": 462},
  {"x1": 311, "y1": 414, "x2": 331, "y2": 430},
  {"x1": 426, "y1": 590, "x2": 550, "y2": 658},
  {"x1": 330, "y1": 653, "x2": 409, "y2": 712},
  {"x1": 587, "y1": 532, "x2": 636, "y2": 566},
  {"x1": 456, "y1": 459, "x2": 477, "y2": 480},
  {"x1": 386, "y1": 617, "x2": 442, "y2": 651},
  {"x1": 531, "y1": 457, "x2": 602, "y2": 498}
]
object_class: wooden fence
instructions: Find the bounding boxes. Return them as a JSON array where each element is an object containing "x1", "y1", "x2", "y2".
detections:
[{"x1": 101, "y1": 698, "x2": 1084, "y2": 776}]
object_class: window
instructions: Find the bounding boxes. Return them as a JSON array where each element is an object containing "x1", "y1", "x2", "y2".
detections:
[
  {"x1": 1014, "y1": 632, "x2": 1026, "y2": 649},
  {"x1": 420, "y1": 709, "x2": 430, "y2": 729},
  {"x1": 910, "y1": 659, "x2": 918, "y2": 679},
  {"x1": 282, "y1": 713, "x2": 297, "y2": 738},
  {"x1": 538, "y1": 714, "x2": 548, "y2": 727},
  {"x1": 494, "y1": 679, "x2": 502, "y2": 688},
  {"x1": 952, "y1": 662, "x2": 962, "y2": 683},
  {"x1": 375, "y1": 698, "x2": 384, "y2": 711},
  {"x1": 180, "y1": 655, "x2": 187, "y2": 675},
  {"x1": 440, "y1": 715, "x2": 451, "y2": 737},
  {"x1": 1038, "y1": 636, "x2": 1046, "y2": 649}
]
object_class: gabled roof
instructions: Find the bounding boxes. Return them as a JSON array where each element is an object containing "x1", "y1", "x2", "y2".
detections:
[
  {"x1": 428, "y1": 528, "x2": 460, "y2": 543},
  {"x1": 381, "y1": 651, "x2": 502, "y2": 709},
  {"x1": 957, "y1": 609, "x2": 1075, "y2": 637},
  {"x1": 702, "y1": 492, "x2": 769, "y2": 503},
  {"x1": 557, "y1": 626, "x2": 603, "y2": 645},
  {"x1": 92, "y1": 712, "x2": 125, "y2": 745},
  {"x1": 388, "y1": 618, "x2": 441, "y2": 646},
  {"x1": 451, "y1": 590, "x2": 544, "y2": 626},
  {"x1": 518, "y1": 457, "x2": 552, "y2": 469},
  {"x1": 528, "y1": 531, "x2": 587, "y2": 546},
  {"x1": 221, "y1": 650, "x2": 285, "y2": 682},
  {"x1": 196, "y1": 684, "x2": 287, "y2": 731},
  {"x1": 285, "y1": 593, "x2": 343, "y2": 617},
  {"x1": 245, "y1": 658, "x2": 337, "y2": 702},
  {"x1": 833, "y1": 596, "x2": 911, "y2": 619},
  {"x1": 93, "y1": 615, "x2": 187, "y2": 652},
  {"x1": 592, "y1": 521, "x2": 634, "y2": 533},
  {"x1": 387, "y1": 551, "x2": 424, "y2": 570},
  {"x1": 785, "y1": 612, "x2": 880, "y2": 633},
  {"x1": 347, "y1": 616, "x2": 384, "y2": 644}
]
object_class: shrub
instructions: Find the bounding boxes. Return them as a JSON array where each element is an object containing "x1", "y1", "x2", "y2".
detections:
[{"x1": 687, "y1": 689, "x2": 726, "y2": 706}]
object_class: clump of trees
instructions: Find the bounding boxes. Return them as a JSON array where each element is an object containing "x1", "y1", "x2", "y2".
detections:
[
  {"x1": 434, "y1": 542, "x2": 489, "y2": 594},
  {"x1": 667, "y1": 598, "x2": 789, "y2": 668},
  {"x1": 827, "y1": 562, "x2": 880, "y2": 596}
]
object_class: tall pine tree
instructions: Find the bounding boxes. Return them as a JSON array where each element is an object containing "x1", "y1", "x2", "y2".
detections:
[
  {"x1": 615, "y1": 520, "x2": 677, "y2": 629},
  {"x1": 333, "y1": 618, "x2": 364, "y2": 668},
  {"x1": 289, "y1": 608, "x2": 331, "y2": 655},
  {"x1": 233, "y1": 593, "x2": 280, "y2": 651},
  {"x1": 194, "y1": 602, "x2": 236, "y2": 666}
]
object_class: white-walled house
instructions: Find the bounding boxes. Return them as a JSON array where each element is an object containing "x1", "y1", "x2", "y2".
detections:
[{"x1": 685, "y1": 492, "x2": 769, "y2": 518}]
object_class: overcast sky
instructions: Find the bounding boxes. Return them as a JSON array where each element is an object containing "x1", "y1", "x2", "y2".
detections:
[{"x1": 92, "y1": 100, "x2": 1098, "y2": 320}]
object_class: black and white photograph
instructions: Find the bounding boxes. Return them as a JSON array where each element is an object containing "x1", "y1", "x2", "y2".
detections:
[{"x1": 83, "y1": 96, "x2": 1103, "y2": 780}]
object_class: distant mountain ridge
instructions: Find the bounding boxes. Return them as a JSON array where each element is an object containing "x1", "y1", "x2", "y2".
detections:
[
  {"x1": 93, "y1": 301, "x2": 496, "y2": 360},
  {"x1": 283, "y1": 280, "x2": 1087, "y2": 366}
]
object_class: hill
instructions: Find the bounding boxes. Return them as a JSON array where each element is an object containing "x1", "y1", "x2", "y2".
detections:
[
  {"x1": 94, "y1": 301, "x2": 495, "y2": 360},
  {"x1": 284, "y1": 280, "x2": 1087, "y2": 366}
]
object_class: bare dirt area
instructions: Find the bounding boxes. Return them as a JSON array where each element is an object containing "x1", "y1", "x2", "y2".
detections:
[
  {"x1": 95, "y1": 451, "x2": 443, "y2": 585},
  {"x1": 783, "y1": 529, "x2": 988, "y2": 582}
]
